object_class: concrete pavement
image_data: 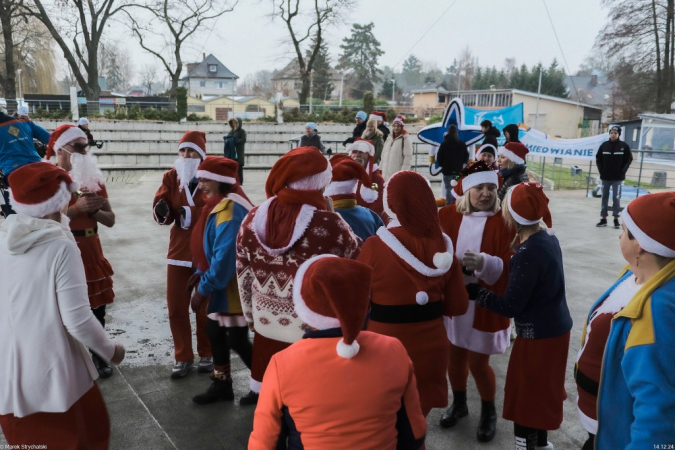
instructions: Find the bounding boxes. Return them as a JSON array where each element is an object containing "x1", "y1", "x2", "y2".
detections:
[{"x1": 1, "y1": 171, "x2": 630, "y2": 449}]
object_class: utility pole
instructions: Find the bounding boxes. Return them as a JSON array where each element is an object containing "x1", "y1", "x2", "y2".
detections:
[
  {"x1": 391, "y1": 78, "x2": 396, "y2": 103},
  {"x1": 534, "y1": 67, "x2": 542, "y2": 129},
  {"x1": 339, "y1": 72, "x2": 344, "y2": 107},
  {"x1": 17, "y1": 69, "x2": 23, "y2": 106}
]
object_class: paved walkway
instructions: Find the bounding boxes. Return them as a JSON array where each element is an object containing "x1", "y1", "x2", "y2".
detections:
[{"x1": 2, "y1": 171, "x2": 631, "y2": 449}]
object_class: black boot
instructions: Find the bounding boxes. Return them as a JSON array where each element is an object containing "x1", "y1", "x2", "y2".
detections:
[
  {"x1": 439, "y1": 390, "x2": 468, "y2": 428},
  {"x1": 192, "y1": 377, "x2": 234, "y2": 405},
  {"x1": 92, "y1": 353, "x2": 113, "y2": 379},
  {"x1": 477, "y1": 400, "x2": 497, "y2": 442},
  {"x1": 239, "y1": 390, "x2": 259, "y2": 406}
]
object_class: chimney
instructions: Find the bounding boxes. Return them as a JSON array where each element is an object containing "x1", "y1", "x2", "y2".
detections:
[
  {"x1": 203, "y1": 53, "x2": 206, "y2": 61},
  {"x1": 591, "y1": 74, "x2": 598, "y2": 87}
]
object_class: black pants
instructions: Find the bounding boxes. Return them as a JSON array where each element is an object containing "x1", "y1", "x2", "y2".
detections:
[
  {"x1": 514, "y1": 423, "x2": 547, "y2": 450},
  {"x1": 582, "y1": 433, "x2": 595, "y2": 450},
  {"x1": 206, "y1": 319, "x2": 252, "y2": 370},
  {"x1": 92, "y1": 305, "x2": 106, "y2": 328},
  {"x1": 238, "y1": 165, "x2": 244, "y2": 185}
]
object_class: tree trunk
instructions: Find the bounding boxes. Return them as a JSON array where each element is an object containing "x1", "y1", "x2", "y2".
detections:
[
  {"x1": 299, "y1": 71, "x2": 311, "y2": 105},
  {"x1": 0, "y1": 0, "x2": 17, "y2": 99},
  {"x1": 667, "y1": 0, "x2": 675, "y2": 112},
  {"x1": 651, "y1": 0, "x2": 663, "y2": 111}
]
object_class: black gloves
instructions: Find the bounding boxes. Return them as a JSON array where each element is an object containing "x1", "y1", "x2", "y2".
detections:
[
  {"x1": 466, "y1": 283, "x2": 481, "y2": 300},
  {"x1": 155, "y1": 200, "x2": 169, "y2": 218}
]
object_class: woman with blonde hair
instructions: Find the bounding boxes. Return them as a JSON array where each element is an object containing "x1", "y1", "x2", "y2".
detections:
[
  {"x1": 361, "y1": 117, "x2": 384, "y2": 164},
  {"x1": 438, "y1": 161, "x2": 513, "y2": 442},
  {"x1": 466, "y1": 182, "x2": 572, "y2": 450}
]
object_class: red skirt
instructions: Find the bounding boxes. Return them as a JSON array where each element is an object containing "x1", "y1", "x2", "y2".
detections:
[
  {"x1": 0, "y1": 384, "x2": 110, "y2": 449},
  {"x1": 75, "y1": 235, "x2": 114, "y2": 308},
  {"x1": 368, "y1": 317, "x2": 450, "y2": 413},
  {"x1": 503, "y1": 332, "x2": 570, "y2": 430}
]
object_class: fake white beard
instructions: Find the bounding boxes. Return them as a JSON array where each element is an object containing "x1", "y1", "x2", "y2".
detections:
[
  {"x1": 175, "y1": 157, "x2": 200, "y2": 190},
  {"x1": 60, "y1": 213, "x2": 71, "y2": 227},
  {"x1": 70, "y1": 152, "x2": 104, "y2": 193}
]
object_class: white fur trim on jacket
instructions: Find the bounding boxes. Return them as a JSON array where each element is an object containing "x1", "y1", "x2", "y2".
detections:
[
  {"x1": 252, "y1": 196, "x2": 316, "y2": 256},
  {"x1": 621, "y1": 207, "x2": 675, "y2": 258},
  {"x1": 376, "y1": 227, "x2": 455, "y2": 277},
  {"x1": 54, "y1": 127, "x2": 87, "y2": 154},
  {"x1": 180, "y1": 206, "x2": 192, "y2": 229},
  {"x1": 287, "y1": 163, "x2": 333, "y2": 191},
  {"x1": 324, "y1": 179, "x2": 358, "y2": 197},
  {"x1": 292, "y1": 254, "x2": 342, "y2": 330},
  {"x1": 178, "y1": 141, "x2": 206, "y2": 160},
  {"x1": 497, "y1": 147, "x2": 524, "y2": 165},
  {"x1": 227, "y1": 193, "x2": 254, "y2": 212},
  {"x1": 506, "y1": 187, "x2": 540, "y2": 226},
  {"x1": 196, "y1": 170, "x2": 236, "y2": 185},
  {"x1": 10, "y1": 181, "x2": 77, "y2": 218}
]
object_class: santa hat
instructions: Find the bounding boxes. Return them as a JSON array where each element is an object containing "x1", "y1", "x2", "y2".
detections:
[
  {"x1": 265, "y1": 147, "x2": 332, "y2": 197},
  {"x1": 196, "y1": 156, "x2": 239, "y2": 185},
  {"x1": 293, "y1": 254, "x2": 372, "y2": 359},
  {"x1": 392, "y1": 114, "x2": 405, "y2": 126},
  {"x1": 506, "y1": 182, "x2": 553, "y2": 231},
  {"x1": 178, "y1": 130, "x2": 207, "y2": 160},
  {"x1": 44, "y1": 124, "x2": 87, "y2": 160},
  {"x1": 451, "y1": 161, "x2": 500, "y2": 198},
  {"x1": 346, "y1": 137, "x2": 376, "y2": 175},
  {"x1": 324, "y1": 154, "x2": 378, "y2": 203},
  {"x1": 621, "y1": 192, "x2": 675, "y2": 257},
  {"x1": 498, "y1": 142, "x2": 529, "y2": 165},
  {"x1": 78, "y1": 117, "x2": 89, "y2": 126},
  {"x1": 8, "y1": 162, "x2": 79, "y2": 218},
  {"x1": 476, "y1": 143, "x2": 496, "y2": 159},
  {"x1": 370, "y1": 111, "x2": 387, "y2": 123}
]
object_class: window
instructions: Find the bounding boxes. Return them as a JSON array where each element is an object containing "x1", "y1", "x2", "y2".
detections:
[
  {"x1": 218, "y1": 82, "x2": 228, "y2": 89},
  {"x1": 199, "y1": 81, "x2": 206, "y2": 87},
  {"x1": 438, "y1": 94, "x2": 446, "y2": 104},
  {"x1": 188, "y1": 105, "x2": 205, "y2": 112},
  {"x1": 209, "y1": 65, "x2": 217, "y2": 73}
]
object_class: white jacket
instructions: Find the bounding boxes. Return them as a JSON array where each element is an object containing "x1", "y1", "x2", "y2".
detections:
[
  {"x1": 381, "y1": 132, "x2": 414, "y2": 181},
  {"x1": 0, "y1": 214, "x2": 115, "y2": 417}
]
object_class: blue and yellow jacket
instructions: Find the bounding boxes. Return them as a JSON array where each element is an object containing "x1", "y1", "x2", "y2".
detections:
[
  {"x1": 590, "y1": 260, "x2": 675, "y2": 449},
  {"x1": 0, "y1": 113, "x2": 50, "y2": 175},
  {"x1": 197, "y1": 197, "x2": 249, "y2": 314}
]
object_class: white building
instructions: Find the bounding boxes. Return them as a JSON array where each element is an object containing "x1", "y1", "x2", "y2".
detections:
[{"x1": 180, "y1": 54, "x2": 239, "y2": 98}]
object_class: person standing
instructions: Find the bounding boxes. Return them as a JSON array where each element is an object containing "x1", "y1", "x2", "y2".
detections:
[
  {"x1": 476, "y1": 144, "x2": 498, "y2": 171},
  {"x1": 362, "y1": 117, "x2": 385, "y2": 164},
  {"x1": 300, "y1": 122, "x2": 326, "y2": 154},
  {"x1": 497, "y1": 142, "x2": 530, "y2": 201},
  {"x1": 78, "y1": 118, "x2": 96, "y2": 147},
  {"x1": 381, "y1": 114, "x2": 413, "y2": 180},
  {"x1": 349, "y1": 138, "x2": 387, "y2": 224},
  {"x1": 438, "y1": 162, "x2": 513, "y2": 442},
  {"x1": 502, "y1": 124, "x2": 521, "y2": 144},
  {"x1": 480, "y1": 119, "x2": 501, "y2": 148},
  {"x1": 343, "y1": 111, "x2": 368, "y2": 146},
  {"x1": 0, "y1": 105, "x2": 50, "y2": 176},
  {"x1": 436, "y1": 124, "x2": 469, "y2": 205},
  {"x1": 371, "y1": 111, "x2": 390, "y2": 143},
  {"x1": 152, "y1": 131, "x2": 212, "y2": 379},
  {"x1": 249, "y1": 255, "x2": 427, "y2": 449},
  {"x1": 466, "y1": 182, "x2": 573, "y2": 450},
  {"x1": 47, "y1": 124, "x2": 117, "y2": 379},
  {"x1": 236, "y1": 147, "x2": 361, "y2": 405},
  {"x1": 0, "y1": 162, "x2": 125, "y2": 448},
  {"x1": 227, "y1": 118, "x2": 247, "y2": 185},
  {"x1": 577, "y1": 192, "x2": 675, "y2": 450},
  {"x1": 188, "y1": 157, "x2": 255, "y2": 404},
  {"x1": 358, "y1": 170, "x2": 469, "y2": 417},
  {"x1": 595, "y1": 125, "x2": 632, "y2": 228}
]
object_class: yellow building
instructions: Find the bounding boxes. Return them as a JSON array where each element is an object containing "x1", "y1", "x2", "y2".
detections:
[{"x1": 188, "y1": 95, "x2": 276, "y2": 121}]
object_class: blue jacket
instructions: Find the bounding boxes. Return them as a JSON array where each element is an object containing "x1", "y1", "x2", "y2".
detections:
[
  {"x1": 593, "y1": 261, "x2": 675, "y2": 449},
  {"x1": 197, "y1": 198, "x2": 248, "y2": 314},
  {"x1": 0, "y1": 114, "x2": 50, "y2": 175},
  {"x1": 334, "y1": 204, "x2": 383, "y2": 242}
]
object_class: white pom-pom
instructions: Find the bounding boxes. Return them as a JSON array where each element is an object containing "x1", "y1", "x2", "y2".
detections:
[
  {"x1": 336, "y1": 338, "x2": 360, "y2": 359},
  {"x1": 69, "y1": 181, "x2": 80, "y2": 192},
  {"x1": 450, "y1": 179, "x2": 458, "y2": 187},
  {"x1": 433, "y1": 252, "x2": 453, "y2": 271},
  {"x1": 546, "y1": 228, "x2": 555, "y2": 236},
  {"x1": 416, "y1": 291, "x2": 429, "y2": 305},
  {"x1": 359, "y1": 185, "x2": 378, "y2": 203}
]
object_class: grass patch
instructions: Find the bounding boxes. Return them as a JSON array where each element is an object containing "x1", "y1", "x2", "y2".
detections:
[{"x1": 526, "y1": 161, "x2": 590, "y2": 190}]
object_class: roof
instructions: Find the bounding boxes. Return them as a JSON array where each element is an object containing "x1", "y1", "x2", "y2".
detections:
[
  {"x1": 638, "y1": 113, "x2": 675, "y2": 124},
  {"x1": 563, "y1": 75, "x2": 615, "y2": 107},
  {"x1": 181, "y1": 54, "x2": 238, "y2": 81},
  {"x1": 410, "y1": 87, "x2": 450, "y2": 94}
]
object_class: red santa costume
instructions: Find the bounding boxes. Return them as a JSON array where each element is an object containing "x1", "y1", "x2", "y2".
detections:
[
  {"x1": 349, "y1": 139, "x2": 388, "y2": 223},
  {"x1": 153, "y1": 131, "x2": 212, "y2": 372},
  {"x1": 236, "y1": 147, "x2": 361, "y2": 405},
  {"x1": 437, "y1": 161, "x2": 513, "y2": 441},
  {"x1": 249, "y1": 255, "x2": 427, "y2": 450},
  {"x1": 0, "y1": 163, "x2": 119, "y2": 448},
  {"x1": 357, "y1": 170, "x2": 469, "y2": 416}
]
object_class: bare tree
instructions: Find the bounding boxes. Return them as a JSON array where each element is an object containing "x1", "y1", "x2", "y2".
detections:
[
  {"x1": 99, "y1": 40, "x2": 133, "y2": 92},
  {"x1": 0, "y1": 0, "x2": 23, "y2": 98},
  {"x1": 271, "y1": 0, "x2": 354, "y2": 105},
  {"x1": 140, "y1": 64, "x2": 157, "y2": 95},
  {"x1": 124, "y1": 0, "x2": 237, "y2": 97}
]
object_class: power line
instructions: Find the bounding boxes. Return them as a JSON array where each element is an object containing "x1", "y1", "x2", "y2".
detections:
[
  {"x1": 542, "y1": 0, "x2": 581, "y2": 104},
  {"x1": 392, "y1": 0, "x2": 460, "y2": 71}
]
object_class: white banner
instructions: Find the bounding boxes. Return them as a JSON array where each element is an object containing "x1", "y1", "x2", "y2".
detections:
[{"x1": 520, "y1": 128, "x2": 609, "y2": 161}]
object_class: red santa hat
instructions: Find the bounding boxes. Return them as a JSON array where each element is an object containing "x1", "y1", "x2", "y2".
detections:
[
  {"x1": 196, "y1": 156, "x2": 239, "y2": 185},
  {"x1": 8, "y1": 162, "x2": 79, "y2": 218},
  {"x1": 498, "y1": 142, "x2": 529, "y2": 165},
  {"x1": 451, "y1": 161, "x2": 500, "y2": 199},
  {"x1": 476, "y1": 143, "x2": 497, "y2": 159},
  {"x1": 370, "y1": 111, "x2": 386, "y2": 123},
  {"x1": 324, "y1": 154, "x2": 378, "y2": 203},
  {"x1": 293, "y1": 254, "x2": 372, "y2": 359},
  {"x1": 621, "y1": 192, "x2": 675, "y2": 258},
  {"x1": 44, "y1": 124, "x2": 87, "y2": 160},
  {"x1": 506, "y1": 182, "x2": 553, "y2": 231},
  {"x1": 392, "y1": 114, "x2": 405, "y2": 126},
  {"x1": 265, "y1": 147, "x2": 332, "y2": 197},
  {"x1": 178, "y1": 130, "x2": 207, "y2": 160}
]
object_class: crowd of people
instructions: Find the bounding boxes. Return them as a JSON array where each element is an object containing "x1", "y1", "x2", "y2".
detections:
[{"x1": 0, "y1": 104, "x2": 673, "y2": 450}]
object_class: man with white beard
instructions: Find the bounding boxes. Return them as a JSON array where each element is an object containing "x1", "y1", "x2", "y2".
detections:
[
  {"x1": 153, "y1": 131, "x2": 213, "y2": 379},
  {"x1": 46, "y1": 124, "x2": 118, "y2": 379}
]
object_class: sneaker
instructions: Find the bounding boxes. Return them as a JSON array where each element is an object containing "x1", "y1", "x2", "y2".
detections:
[
  {"x1": 239, "y1": 390, "x2": 259, "y2": 406},
  {"x1": 197, "y1": 357, "x2": 213, "y2": 374},
  {"x1": 536, "y1": 443, "x2": 554, "y2": 450},
  {"x1": 92, "y1": 353, "x2": 113, "y2": 379},
  {"x1": 613, "y1": 218, "x2": 620, "y2": 229},
  {"x1": 596, "y1": 219, "x2": 607, "y2": 227},
  {"x1": 171, "y1": 360, "x2": 193, "y2": 379},
  {"x1": 192, "y1": 378, "x2": 234, "y2": 405}
]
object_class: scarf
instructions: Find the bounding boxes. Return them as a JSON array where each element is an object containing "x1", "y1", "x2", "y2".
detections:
[{"x1": 264, "y1": 188, "x2": 326, "y2": 249}]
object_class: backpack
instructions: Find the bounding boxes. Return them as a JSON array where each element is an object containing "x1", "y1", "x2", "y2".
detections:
[{"x1": 223, "y1": 135, "x2": 238, "y2": 160}]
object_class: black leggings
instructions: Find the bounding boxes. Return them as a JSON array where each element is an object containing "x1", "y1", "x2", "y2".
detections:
[
  {"x1": 206, "y1": 319, "x2": 252, "y2": 369},
  {"x1": 92, "y1": 305, "x2": 106, "y2": 328},
  {"x1": 514, "y1": 423, "x2": 547, "y2": 450},
  {"x1": 582, "y1": 433, "x2": 595, "y2": 450}
]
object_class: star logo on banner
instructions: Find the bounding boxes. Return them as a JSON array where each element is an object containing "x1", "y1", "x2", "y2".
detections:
[{"x1": 418, "y1": 98, "x2": 485, "y2": 147}]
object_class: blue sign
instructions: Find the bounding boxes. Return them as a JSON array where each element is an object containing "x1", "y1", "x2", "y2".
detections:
[
  {"x1": 418, "y1": 98, "x2": 484, "y2": 148},
  {"x1": 464, "y1": 103, "x2": 524, "y2": 130}
]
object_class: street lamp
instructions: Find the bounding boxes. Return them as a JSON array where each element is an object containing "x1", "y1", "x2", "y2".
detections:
[
  {"x1": 16, "y1": 68, "x2": 23, "y2": 106},
  {"x1": 391, "y1": 78, "x2": 396, "y2": 104},
  {"x1": 457, "y1": 70, "x2": 465, "y2": 98}
]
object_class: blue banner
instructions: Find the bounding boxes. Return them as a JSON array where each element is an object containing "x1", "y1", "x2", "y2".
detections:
[{"x1": 464, "y1": 104, "x2": 524, "y2": 129}]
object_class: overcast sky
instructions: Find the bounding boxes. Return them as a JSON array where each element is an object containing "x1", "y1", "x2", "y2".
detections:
[{"x1": 117, "y1": 0, "x2": 607, "y2": 85}]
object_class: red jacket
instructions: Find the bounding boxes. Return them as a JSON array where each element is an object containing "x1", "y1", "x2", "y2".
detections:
[
  {"x1": 249, "y1": 330, "x2": 427, "y2": 449},
  {"x1": 357, "y1": 167, "x2": 387, "y2": 224}
]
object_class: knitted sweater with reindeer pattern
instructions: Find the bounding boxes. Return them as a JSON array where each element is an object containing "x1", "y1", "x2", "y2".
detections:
[{"x1": 236, "y1": 204, "x2": 361, "y2": 343}]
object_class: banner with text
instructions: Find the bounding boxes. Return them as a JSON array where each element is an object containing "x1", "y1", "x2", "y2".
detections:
[
  {"x1": 520, "y1": 128, "x2": 609, "y2": 161},
  {"x1": 465, "y1": 103, "x2": 524, "y2": 129}
]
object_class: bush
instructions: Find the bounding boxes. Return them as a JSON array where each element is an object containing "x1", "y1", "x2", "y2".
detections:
[
  {"x1": 142, "y1": 107, "x2": 160, "y2": 120},
  {"x1": 187, "y1": 113, "x2": 212, "y2": 121},
  {"x1": 175, "y1": 87, "x2": 188, "y2": 119},
  {"x1": 127, "y1": 103, "x2": 142, "y2": 120},
  {"x1": 426, "y1": 114, "x2": 443, "y2": 125},
  {"x1": 363, "y1": 91, "x2": 375, "y2": 115}
]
